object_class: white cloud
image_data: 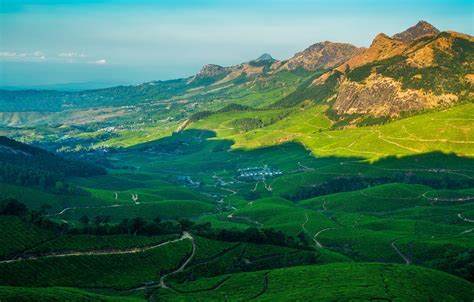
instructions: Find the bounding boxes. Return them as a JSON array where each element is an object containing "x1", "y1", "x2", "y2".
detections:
[
  {"x1": 92, "y1": 59, "x2": 107, "y2": 65},
  {"x1": 58, "y1": 52, "x2": 86, "y2": 58},
  {"x1": 32, "y1": 51, "x2": 46, "y2": 57},
  {"x1": 1, "y1": 50, "x2": 107, "y2": 64},
  {"x1": 0, "y1": 51, "x2": 45, "y2": 59},
  {"x1": 0, "y1": 51, "x2": 18, "y2": 57}
]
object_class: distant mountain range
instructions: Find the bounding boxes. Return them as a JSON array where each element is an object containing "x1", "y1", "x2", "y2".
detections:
[
  {"x1": 0, "y1": 81, "x2": 128, "y2": 92},
  {"x1": 0, "y1": 21, "x2": 472, "y2": 119}
]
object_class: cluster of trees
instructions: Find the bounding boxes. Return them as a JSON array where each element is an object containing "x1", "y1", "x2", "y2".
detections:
[
  {"x1": 0, "y1": 163, "x2": 87, "y2": 195},
  {"x1": 284, "y1": 173, "x2": 474, "y2": 202},
  {"x1": 0, "y1": 136, "x2": 106, "y2": 193},
  {"x1": 0, "y1": 198, "x2": 70, "y2": 235},
  {"x1": 430, "y1": 248, "x2": 474, "y2": 282},
  {"x1": 0, "y1": 198, "x2": 28, "y2": 216},
  {"x1": 71, "y1": 215, "x2": 181, "y2": 236},
  {"x1": 190, "y1": 223, "x2": 309, "y2": 250},
  {"x1": 1, "y1": 198, "x2": 309, "y2": 251},
  {"x1": 231, "y1": 118, "x2": 264, "y2": 131},
  {"x1": 230, "y1": 112, "x2": 290, "y2": 132},
  {"x1": 188, "y1": 110, "x2": 213, "y2": 122},
  {"x1": 217, "y1": 103, "x2": 252, "y2": 113}
]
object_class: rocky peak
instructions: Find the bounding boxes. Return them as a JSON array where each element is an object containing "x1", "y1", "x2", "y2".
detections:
[
  {"x1": 252, "y1": 53, "x2": 276, "y2": 63},
  {"x1": 392, "y1": 21, "x2": 440, "y2": 42},
  {"x1": 196, "y1": 64, "x2": 228, "y2": 78},
  {"x1": 281, "y1": 41, "x2": 363, "y2": 71},
  {"x1": 370, "y1": 33, "x2": 394, "y2": 47}
]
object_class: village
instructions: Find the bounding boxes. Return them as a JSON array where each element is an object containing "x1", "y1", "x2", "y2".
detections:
[{"x1": 237, "y1": 165, "x2": 283, "y2": 181}]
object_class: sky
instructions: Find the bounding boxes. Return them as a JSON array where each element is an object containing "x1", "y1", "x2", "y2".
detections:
[{"x1": 0, "y1": 0, "x2": 473, "y2": 88}]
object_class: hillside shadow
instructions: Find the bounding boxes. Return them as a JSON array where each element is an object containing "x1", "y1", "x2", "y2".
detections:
[{"x1": 124, "y1": 129, "x2": 474, "y2": 188}]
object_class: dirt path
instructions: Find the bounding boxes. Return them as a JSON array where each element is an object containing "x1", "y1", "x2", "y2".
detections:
[
  {"x1": 301, "y1": 213, "x2": 335, "y2": 249},
  {"x1": 301, "y1": 213, "x2": 310, "y2": 233},
  {"x1": 227, "y1": 212, "x2": 264, "y2": 227},
  {"x1": 313, "y1": 228, "x2": 336, "y2": 248},
  {"x1": 340, "y1": 161, "x2": 474, "y2": 180},
  {"x1": 297, "y1": 162, "x2": 314, "y2": 171},
  {"x1": 458, "y1": 213, "x2": 474, "y2": 223},
  {"x1": 391, "y1": 240, "x2": 411, "y2": 265},
  {"x1": 160, "y1": 232, "x2": 195, "y2": 290},
  {"x1": 262, "y1": 180, "x2": 272, "y2": 192},
  {"x1": 47, "y1": 204, "x2": 128, "y2": 217},
  {"x1": 249, "y1": 272, "x2": 269, "y2": 300},
  {"x1": 0, "y1": 233, "x2": 188, "y2": 264}
]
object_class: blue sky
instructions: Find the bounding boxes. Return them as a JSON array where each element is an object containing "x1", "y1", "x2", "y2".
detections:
[{"x1": 1, "y1": 0, "x2": 473, "y2": 87}]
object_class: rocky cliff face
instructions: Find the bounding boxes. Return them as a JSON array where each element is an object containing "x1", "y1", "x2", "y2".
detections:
[
  {"x1": 332, "y1": 74, "x2": 458, "y2": 117},
  {"x1": 315, "y1": 22, "x2": 473, "y2": 118},
  {"x1": 195, "y1": 64, "x2": 229, "y2": 78},
  {"x1": 280, "y1": 41, "x2": 364, "y2": 71}
]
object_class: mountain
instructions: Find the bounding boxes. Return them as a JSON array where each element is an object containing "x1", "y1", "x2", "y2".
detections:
[
  {"x1": 332, "y1": 30, "x2": 473, "y2": 117},
  {"x1": 279, "y1": 41, "x2": 364, "y2": 71},
  {"x1": 392, "y1": 20, "x2": 440, "y2": 42},
  {"x1": 0, "y1": 21, "x2": 471, "y2": 121},
  {"x1": 250, "y1": 53, "x2": 276, "y2": 64},
  {"x1": 189, "y1": 64, "x2": 231, "y2": 85},
  {"x1": 277, "y1": 21, "x2": 473, "y2": 118}
]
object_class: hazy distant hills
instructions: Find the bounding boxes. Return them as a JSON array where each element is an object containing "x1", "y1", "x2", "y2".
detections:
[{"x1": 0, "y1": 81, "x2": 126, "y2": 92}]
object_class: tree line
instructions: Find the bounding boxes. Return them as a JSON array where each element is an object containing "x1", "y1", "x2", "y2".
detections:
[
  {"x1": 1, "y1": 198, "x2": 311, "y2": 251},
  {"x1": 284, "y1": 173, "x2": 474, "y2": 202}
]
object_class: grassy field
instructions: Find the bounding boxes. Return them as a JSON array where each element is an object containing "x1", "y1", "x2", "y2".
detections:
[{"x1": 192, "y1": 103, "x2": 474, "y2": 160}]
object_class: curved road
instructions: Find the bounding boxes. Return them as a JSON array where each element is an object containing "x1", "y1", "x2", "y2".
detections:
[
  {"x1": 0, "y1": 233, "x2": 190, "y2": 264},
  {"x1": 159, "y1": 232, "x2": 195, "y2": 290}
]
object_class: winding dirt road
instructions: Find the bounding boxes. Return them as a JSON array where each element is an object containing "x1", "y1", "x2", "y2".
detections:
[
  {"x1": 458, "y1": 213, "x2": 474, "y2": 223},
  {"x1": 47, "y1": 204, "x2": 128, "y2": 217},
  {"x1": 0, "y1": 233, "x2": 190, "y2": 264},
  {"x1": 159, "y1": 231, "x2": 195, "y2": 290}
]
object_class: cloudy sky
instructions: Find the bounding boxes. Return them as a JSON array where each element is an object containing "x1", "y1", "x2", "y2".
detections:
[{"x1": 0, "y1": 0, "x2": 472, "y2": 87}]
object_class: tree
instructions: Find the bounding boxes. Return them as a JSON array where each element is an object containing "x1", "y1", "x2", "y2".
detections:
[
  {"x1": 79, "y1": 215, "x2": 90, "y2": 226},
  {"x1": 297, "y1": 231, "x2": 310, "y2": 247},
  {"x1": 0, "y1": 199, "x2": 28, "y2": 216},
  {"x1": 130, "y1": 217, "x2": 146, "y2": 235},
  {"x1": 178, "y1": 219, "x2": 195, "y2": 231},
  {"x1": 39, "y1": 204, "x2": 52, "y2": 215},
  {"x1": 94, "y1": 215, "x2": 104, "y2": 225}
]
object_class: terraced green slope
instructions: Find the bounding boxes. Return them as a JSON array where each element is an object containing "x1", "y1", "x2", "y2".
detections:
[
  {"x1": 160, "y1": 263, "x2": 474, "y2": 301},
  {"x1": 0, "y1": 286, "x2": 141, "y2": 302},
  {"x1": 0, "y1": 216, "x2": 53, "y2": 259}
]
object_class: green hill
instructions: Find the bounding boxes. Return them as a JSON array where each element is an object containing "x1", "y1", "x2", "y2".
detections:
[{"x1": 160, "y1": 263, "x2": 474, "y2": 301}]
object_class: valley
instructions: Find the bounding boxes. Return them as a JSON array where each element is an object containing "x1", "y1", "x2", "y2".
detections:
[{"x1": 0, "y1": 20, "x2": 473, "y2": 301}]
